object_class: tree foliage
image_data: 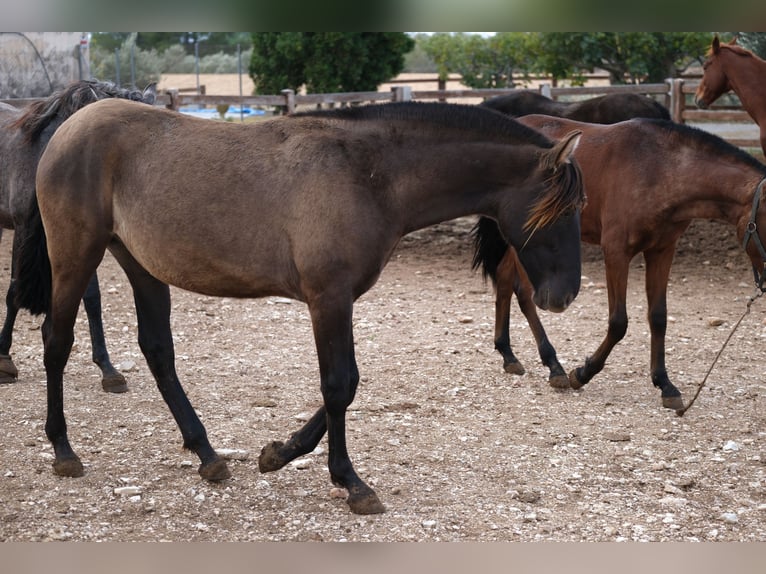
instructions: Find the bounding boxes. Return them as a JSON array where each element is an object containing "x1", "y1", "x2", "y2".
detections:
[
  {"x1": 249, "y1": 32, "x2": 414, "y2": 94},
  {"x1": 417, "y1": 32, "x2": 715, "y2": 86}
]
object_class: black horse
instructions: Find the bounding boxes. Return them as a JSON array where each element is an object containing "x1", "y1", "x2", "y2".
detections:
[
  {"x1": 480, "y1": 91, "x2": 670, "y2": 123},
  {"x1": 0, "y1": 79, "x2": 156, "y2": 391}
]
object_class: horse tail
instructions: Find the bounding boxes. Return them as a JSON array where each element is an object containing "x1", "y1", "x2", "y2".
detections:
[
  {"x1": 471, "y1": 216, "x2": 510, "y2": 285},
  {"x1": 14, "y1": 195, "x2": 51, "y2": 316}
]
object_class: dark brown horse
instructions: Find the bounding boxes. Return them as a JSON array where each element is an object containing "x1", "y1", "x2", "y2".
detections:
[
  {"x1": 480, "y1": 91, "x2": 670, "y2": 123},
  {"x1": 16, "y1": 100, "x2": 585, "y2": 515},
  {"x1": 472, "y1": 115, "x2": 766, "y2": 410},
  {"x1": 694, "y1": 35, "x2": 766, "y2": 156},
  {"x1": 0, "y1": 79, "x2": 156, "y2": 391}
]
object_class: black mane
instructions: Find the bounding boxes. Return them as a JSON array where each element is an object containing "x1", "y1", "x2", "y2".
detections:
[
  {"x1": 295, "y1": 101, "x2": 556, "y2": 148},
  {"x1": 13, "y1": 79, "x2": 155, "y2": 143},
  {"x1": 639, "y1": 118, "x2": 766, "y2": 173}
]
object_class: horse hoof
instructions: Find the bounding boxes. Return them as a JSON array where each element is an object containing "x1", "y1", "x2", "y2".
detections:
[
  {"x1": 347, "y1": 491, "x2": 386, "y2": 515},
  {"x1": 0, "y1": 373, "x2": 17, "y2": 385},
  {"x1": 101, "y1": 373, "x2": 128, "y2": 393},
  {"x1": 258, "y1": 441, "x2": 288, "y2": 473},
  {"x1": 0, "y1": 354, "x2": 19, "y2": 381},
  {"x1": 549, "y1": 374, "x2": 570, "y2": 389},
  {"x1": 503, "y1": 361, "x2": 525, "y2": 376},
  {"x1": 568, "y1": 369, "x2": 585, "y2": 390},
  {"x1": 662, "y1": 395, "x2": 685, "y2": 411},
  {"x1": 53, "y1": 457, "x2": 84, "y2": 478},
  {"x1": 199, "y1": 458, "x2": 231, "y2": 482}
]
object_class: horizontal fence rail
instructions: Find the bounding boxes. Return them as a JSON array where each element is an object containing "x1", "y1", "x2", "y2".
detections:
[{"x1": 2, "y1": 78, "x2": 760, "y2": 152}]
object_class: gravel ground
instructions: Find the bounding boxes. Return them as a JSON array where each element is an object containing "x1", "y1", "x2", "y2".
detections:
[{"x1": 0, "y1": 217, "x2": 764, "y2": 542}]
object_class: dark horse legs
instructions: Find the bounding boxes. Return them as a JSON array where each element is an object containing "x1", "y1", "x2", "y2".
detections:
[
  {"x1": 567, "y1": 248, "x2": 684, "y2": 409},
  {"x1": 0, "y1": 232, "x2": 125, "y2": 391},
  {"x1": 45, "y1": 243, "x2": 230, "y2": 481},
  {"x1": 494, "y1": 246, "x2": 684, "y2": 409},
  {"x1": 492, "y1": 247, "x2": 568, "y2": 387},
  {"x1": 261, "y1": 294, "x2": 384, "y2": 515}
]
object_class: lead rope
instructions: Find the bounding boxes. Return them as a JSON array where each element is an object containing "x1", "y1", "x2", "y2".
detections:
[{"x1": 676, "y1": 288, "x2": 763, "y2": 417}]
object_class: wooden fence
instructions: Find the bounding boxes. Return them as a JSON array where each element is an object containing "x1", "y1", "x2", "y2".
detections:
[{"x1": 2, "y1": 78, "x2": 761, "y2": 151}]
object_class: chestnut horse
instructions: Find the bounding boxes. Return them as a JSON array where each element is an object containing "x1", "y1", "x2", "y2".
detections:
[
  {"x1": 16, "y1": 100, "x2": 584, "y2": 515},
  {"x1": 480, "y1": 91, "x2": 670, "y2": 123},
  {"x1": 0, "y1": 79, "x2": 156, "y2": 391},
  {"x1": 472, "y1": 115, "x2": 766, "y2": 411},
  {"x1": 695, "y1": 35, "x2": 766, "y2": 156}
]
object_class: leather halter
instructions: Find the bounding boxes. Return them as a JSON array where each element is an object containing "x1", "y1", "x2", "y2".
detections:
[{"x1": 742, "y1": 177, "x2": 766, "y2": 291}]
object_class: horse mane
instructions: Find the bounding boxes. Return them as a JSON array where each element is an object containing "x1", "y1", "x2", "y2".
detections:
[
  {"x1": 638, "y1": 118, "x2": 766, "y2": 173},
  {"x1": 524, "y1": 154, "x2": 584, "y2": 233},
  {"x1": 714, "y1": 42, "x2": 757, "y2": 59},
  {"x1": 11, "y1": 79, "x2": 155, "y2": 143},
  {"x1": 294, "y1": 101, "x2": 556, "y2": 148}
]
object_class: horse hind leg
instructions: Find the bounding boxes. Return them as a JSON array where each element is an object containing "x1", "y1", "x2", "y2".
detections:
[
  {"x1": 0, "y1": 279, "x2": 21, "y2": 383},
  {"x1": 81, "y1": 272, "x2": 127, "y2": 393},
  {"x1": 108, "y1": 242, "x2": 229, "y2": 482},
  {"x1": 493, "y1": 249, "x2": 526, "y2": 375},
  {"x1": 643, "y1": 247, "x2": 684, "y2": 410}
]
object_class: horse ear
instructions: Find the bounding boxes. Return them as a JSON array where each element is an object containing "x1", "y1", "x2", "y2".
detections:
[
  {"x1": 550, "y1": 130, "x2": 581, "y2": 166},
  {"x1": 143, "y1": 82, "x2": 158, "y2": 105},
  {"x1": 712, "y1": 35, "x2": 721, "y2": 53}
]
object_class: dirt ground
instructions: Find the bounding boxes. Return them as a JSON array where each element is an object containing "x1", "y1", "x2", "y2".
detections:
[{"x1": 0, "y1": 216, "x2": 764, "y2": 542}]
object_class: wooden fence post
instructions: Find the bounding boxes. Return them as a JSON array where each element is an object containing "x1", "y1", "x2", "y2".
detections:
[
  {"x1": 391, "y1": 86, "x2": 412, "y2": 102},
  {"x1": 281, "y1": 89, "x2": 295, "y2": 114},
  {"x1": 540, "y1": 83, "x2": 552, "y2": 98},
  {"x1": 165, "y1": 88, "x2": 179, "y2": 111},
  {"x1": 670, "y1": 78, "x2": 684, "y2": 124}
]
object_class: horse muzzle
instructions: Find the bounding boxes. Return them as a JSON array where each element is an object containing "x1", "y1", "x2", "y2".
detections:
[
  {"x1": 694, "y1": 96, "x2": 709, "y2": 110},
  {"x1": 533, "y1": 286, "x2": 576, "y2": 313}
]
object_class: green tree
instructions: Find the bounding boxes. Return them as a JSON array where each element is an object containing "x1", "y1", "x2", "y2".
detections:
[
  {"x1": 737, "y1": 32, "x2": 766, "y2": 58},
  {"x1": 537, "y1": 32, "x2": 711, "y2": 84},
  {"x1": 249, "y1": 32, "x2": 414, "y2": 94}
]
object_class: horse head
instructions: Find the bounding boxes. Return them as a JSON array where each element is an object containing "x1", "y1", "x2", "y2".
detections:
[
  {"x1": 695, "y1": 35, "x2": 734, "y2": 109},
  {"x1": 501, "y1": 130, "x2": 584, "y2": 312}
]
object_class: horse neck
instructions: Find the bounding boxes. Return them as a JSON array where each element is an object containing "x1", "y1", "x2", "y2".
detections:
[
  {"x1": 722, "y1": 50, "x2": 766, "y2": 123},
  {"x1": 674, "y1": 165, "x2": 766, "y2": 226},
  {"x1": 394, "y1": 142, "x2": 537, "y2": 234}
]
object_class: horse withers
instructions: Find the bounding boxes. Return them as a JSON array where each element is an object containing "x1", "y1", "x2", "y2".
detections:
[
  {"x1": 695, "y1": 35, "x2": 766, "y2": 156},
  {"x1": 473, "y1": 114, "x2": 766, "y2": 411},
  {"x1": 0, "y1": 79, "x2": 157, "y2": 391},
  {"x1": 16, "y1": 99, "x2": 584, "y2": 515}
]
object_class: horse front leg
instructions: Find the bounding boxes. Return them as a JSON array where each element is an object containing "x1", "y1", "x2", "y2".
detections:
[
  {"x1": 82, "y1": 272, "x2": 128, "y2": 393},
  {"x1": 265, "y1": 292, "x2": 383, "y2": 515},
  {"x1": 643, "y1": 247, "x2": 684, "y2": 410},
  {"x1": 569, "y1": 254, "x2": 630, "y2": 390},
  {"x1": 110, "y1": 245, "x2": 229, "y2": 482},
  {"x1": 512, "y1": 255, "x2": 568, "y2": 388}
]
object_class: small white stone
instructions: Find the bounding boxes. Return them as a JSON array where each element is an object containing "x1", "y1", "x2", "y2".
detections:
[
  {"x1": 216, "y1": 448, "x2": 250, "y2": 461},
  {"x1": 720, "y1": 512, "x2": 739, "y2": 524},
  {"x1": 422, "y1": 520, "x2": 437, "y2": 528},
  {"x1": 723, "y1": 441, "x2": 740, "y2": 452},
  {"x1": 118, "y1": 360, "x2": 137, "y2": 372},
  {"x1": 114, "y1": 486, "x2": 142, "y2": 497},
  {"x1": 290, "y1": 459, "x2": 311, "y2": 470}
]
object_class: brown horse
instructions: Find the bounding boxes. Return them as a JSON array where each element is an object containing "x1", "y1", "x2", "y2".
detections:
[
  {"x1": 472, "y1": 115, "x2": 766, "y2": 410},
  {"x1": 695, "y1": 35, "x2": 766, "y2": 156},
  {"x1": 480, "y1": 91, "x2": 670, "y2": 123},
  {"x1": 0, "y1": 79, "x2": 156, "y2": 391},
  {"x1": 16, "y1": 99, "x2": 584, "y2": 515}
]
